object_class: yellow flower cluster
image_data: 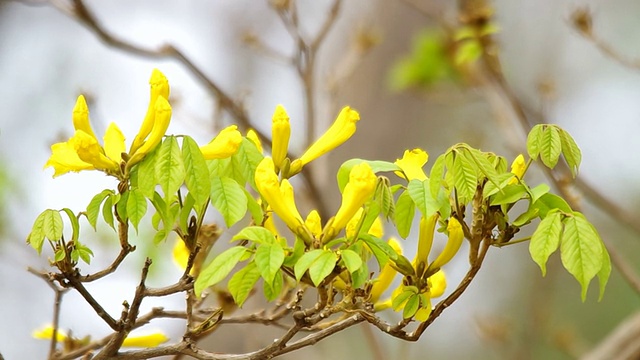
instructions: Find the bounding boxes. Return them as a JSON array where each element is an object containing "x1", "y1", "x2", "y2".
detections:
[{"x1": 33, "y1": 325, "x2": 169, "y2": 348}]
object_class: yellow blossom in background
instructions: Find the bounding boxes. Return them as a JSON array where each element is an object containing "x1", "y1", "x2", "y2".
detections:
[
  {"x1": 246, "y1": 129, "x2": 263, "y2": 153},
  {"x1": 289, "y1": 106, "x2": 360, "y2": 175},
  {"x1": 255, "y1": 157, "x2": 304, "y2": 232},
  {"x1": 395, "y1": 148, "x2": 428, "y2": 181},
  {"x1": 271, "y1": 105, "x2": 291, "y2": 170},
  {"x1": 122, "y1": 332, "x2": 170, "y2": 348},
  {"x1": 370, "y1": 238, "x2": 402, "y2": 303},
  {"x1": 130, "y1": 69, "x2": 170, "y2": 154},
  {"x1": 173, "y1": 238, "x2": 190, "y2": 270},
  {"x1": 324, "y1": 163, "x2": 377, "y2": 239},
  {"x1": 32, "y1": 325, "x2": 66, "y2": 342},
  {"x1": 305, "y1": 210, "x2": 323, "y2": 238},
  {"x1": 508, "y1": 154, "x2": 526, "y2": 185},
  {"x1": 200, "y1": 125, "x2": 243, "y2": 160}
]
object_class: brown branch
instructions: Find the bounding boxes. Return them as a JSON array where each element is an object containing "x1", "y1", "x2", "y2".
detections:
[
  {"x1": 65, "y1": 275, "x2": 120, "y2": 330},
  {"x1": 79, "y1": 243, "x2": 134, "y2": 282}
]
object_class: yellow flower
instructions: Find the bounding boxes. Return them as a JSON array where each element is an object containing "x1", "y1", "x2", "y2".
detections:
[
  {"x1": 305, "y1": 210, "x2": 323, "y2": 238},
  {"x1": 428, "y1": 269, "x2": 447, "y2": 298},
  {"x1": 290, "y1": 106, "x2": 360, "y2": 174},
  {"x1": 345, "y1": 207, "x2": 384, "y2": 239},
  {"x1": 246, "y1": 129, "x2": 263, "y2": 154},
  {"x1": 45, "y1": 69, "x2": 172, "y2": 178},
  {"x1": 394, "y1": 148, "x2": 428, "y2": 181},
  {"x1": 414, "y1": 213, "x2": 439, "y2": 278},
  {"x1": 263, "y1": 207, "x2": 281, "y2": 237},
  {"x1": 173, "y1": 237, "x2": 190, "y2": 270},
  {"x1": 255, "y1": 157, "x2": 304, "y2": 232},
  {"x1": 200, "y1": 125, "x2": 243, "y2": 160},
  {"x1": 127, "y1": 96, "x2": 172, "y2": 167},
  {"x1": 509, "y1": 154, "x2": 526, "y2": 185},
  {"x1": 324, "y1": 163, "x2": 377, "y2": 239},
  {"x1": 122, "y1": 331, "x2": 169, "y2": 348},
  {"x1": 427, "y1": 217, "x2": 464, "y2": 272},
  {"x1": 72, "y1": 95, "x2": 97, "y2": 139},
  {"x1": 271, "y1": 105, "x2": 291, "y2": 170},
  {"x1": 33, "y1": 325, "x2": 66, "y2": 342},
  {"x1": 370, "y1": 238, "x2": 402, "y2": 303},
  {"x1": 130, "y1": 69, "x2": 170, "y2": 154}
]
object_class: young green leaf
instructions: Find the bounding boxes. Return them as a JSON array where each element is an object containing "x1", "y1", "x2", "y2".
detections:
[
  {"x1": 308, "y1": 250, "x2": 338, "y2": 286},
  {"x1": 136, "y1": 145, "x2": 158, "y2": 198},
  {"x1": 102, "y1": 194, "x2": 116, "y2": 230},
  {"x1": 340, "y1": 249, "x2": 363, "y2": 274},
  {"x1": 463, "y1": 147, "x2": 500, "y2": 186},
  {"x1": 231, "y1": 226, "x2": 276, "y2": 244},
  {"x1": 294, "y1": 249, "x2": 324, "y2": 281},
  {"x1": 155, "y1": 136, "x2": 186, "y2": 198},
  {"x1": 182, "y1": 136, "x2": 211, "y2": 207},
  {"x1": 560, "y1": 215, "x2": 604, "y2": 301},
  {"x1": 526, "y1": 124, "x2": 543, "y2": 160},
  {"x1": 597, "y1": 242, "x2": 611, "y2": 301},
  {"x1": 116, "y1": 190, "x2": 129, "y2": 221},
  {"x1": 489, "y1": 184, "x2": 527, "y2": 206},
  {"x1": 230, "y1": 138, "x2": 264, "y2": 187},
  {"x1": 153, "y1": 228, "x2": 169, "y2": 244},
  {"x1": 392, "y1": 287, "x2": 417, "y2": 311},
  {"x1": 210, "y1": 177, "x2": 247, "y2": 228},
  {"x1": 529, "y1": 211, "x2": 563, "y2": 276},
  {"x1": 559, "y1": 129, "x2": 582, "y2": 177},
  {"x1": 60, "y1": 208, "x2": 79, "y2": 242},
  {"x1": 403, "y1": 293, "x2": 421, "y2": 319},
  {"x1": 528, "y1": 183, "x2": 550, "y2": 204},
  {"x1": 451, "y1": 151, "x2": 477, "y2": 203},
  {"x1": 74, "y1": 243, "x2": 94, "y2": 264},
  {"x1": 195, "y1": 246, "x2": 247, "y2": 296},
  {"x1": 531, "y1": 193, "x2": 572, "y2": 219},
  {"x1": 263, "y1": 269, "x2": 284, "y2": 301},
  {"x1": 539, "y1": 126, "x2": 562, "y2": 169},
  {"x1": 126, "y1": 189, "x2": 148, "y2": 233},
  {"x1": 43, "y1": 209, "x2": 63, "y2": 242},
  {"x1": 27, "y1": 211, "x2": 47, "y2": 254},
  {"x1": 54, "y1": 248, "x2": 66, "y2": 262},
  {"x1": 254, "y1": 243, "x2": 285, "y2": 285},
  {"x1": 429, "y1": 153, "x2": 446, "y2": 199},
  {"x1": 408, "y1": 179, "x2": 439, "y2": 218},
  {"x1": 86, "y1": 190, "x2": 113, "y2": 230},
  {"x1": 352, "y1": 261, "x2": 369, "y2": 289},
  {"x1": 228, "y1": 261, "x2": 261, "y2": 307},
  {"x1": 394, "y1": 191, "x2": 415, "y2": 239},
  {"x1": 243, "y1": 188, "x2": 264, "y2": 226},
  {"x1": 482, "y1": 173, "x2": 515, "y2": 199},
  {"x1": 207, "y1": 157, "x2": 232, "y2": 179}
]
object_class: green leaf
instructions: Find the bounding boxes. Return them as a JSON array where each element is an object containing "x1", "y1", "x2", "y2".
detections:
[
  {"x1": 352, "y1": 261, "x2": 369, "y2": 289},
  {"x1": 126, "y1": 189, "x2": 148, "y2": 233},
  {"x1": 54, "y1": 248, "x2": 66, "y2": 262},
  {"x1": 531, "y1": 193, "x2": 572, "y2": 219},
  {"x1": 308, "y1": 250, "x2": 338, "y2": 286},
  {"x1": 394, "y1": 191, "x2": 415, "y2": 239},
  {"x1": 529, "y1": 211, "x2": 563, "y2": 276},
  {"x1": 231, "y1": 227, "x2": 276, "y2": 245},
  {"x1": 60, "y1": 208, "x2": 79, "y2": 242},
  {"x1": 403, "y1": 293, "x2": 421, "y2": 319},
  {"x1": 529, "y1": 183, "x2": 550, "y2": 204},
  {"x1": 86, "y1": 190, "x2": 113, "y2": 230},
  {"x1": 359, "y1": 234, "x2": 397, "y2": 270},
  {"x1": 207, "y1": 158, "x2": 232, "y2": 179},
  {"x1": 153, "y1": 228, "x2": 169, "y2": 244},
  {"x1": 482, "y1": 173, "x2": 515, "y2": 199},
  {"x1": 102, "y1": 195, "x2": 116, "y2": 230},
  {"x1": 136, "y1": 145, "x2": 158, "y2": 198},
  {"x1": 228, "y1": 261, "x2": 261, "y2": 307},
  {"x1": 378, "y1": 181, "x2": 395, "y2": 220},
  {"x1": 463, "y1": 148, "x2": 501, "y2": 187},
  {"x1": 74, "y1": 243, "x2": 94, "y2": 264},
  {"x1": 263, "y1": 269, "x2": 283, "y2": 301},
  {"x1": 526, "y1": 124, "x2": 544, "y2": 160},
  {"x1": 182, "y1": 136, "x2": 211, "y2": 207},
  {"x1": 340, "y1": 249, "x2": 363, "y2": 274},
  {"x1": 559, "y1": 129, "x2": 582, "y2": 177},
  {"x1": 429, "y1": 153, "x2": 446, "y2": 199},
  {"x1": 451, "y1": 151, "x2": 477, "y2": 203},
  {"x1": 393, "y1": 254, "x2": 416, "y2": 277},
  {"x1": 294, "y1": 249, "x2": 324, "y2": 281},
  {"x1": 195, "y1": 246, "x2": 247, "y2": 296},
  {"x1": 539, "y1": 126, "x2": 562, "y2": 169},
  {"x1": 283, "y1": 236, "x2": 306, "y2": 267},
  {"x1": 337, "y1": 159, "x2": 402, "y2": 192},
  {"x1": 43, "y1": 209, "x2": 63, "y2": 242},
  {"x1": 489, "y1": 184, "x2": 527, "y2": 206},
  {"x1": 179, "y1": 193, "x2": 196, "y2": 232},
  {"x1": 210, "y1": 177, "x2": 247, "y2": 228},
  {"x1": 560, "y1": 215, "x2": 604, "y2": 301},
  {"x1": 243, "y1": 188, "x2": 264, "y2": 225},
  {"x1": 255, "y1": 243, "x2": 285, "y2": 285},
  {"x1": 597, "y1": 242, "x2": 611, "y2": 301},
  {"x1": 27, "y1": 211, "x2": 47, "y2": 254},
  {"x1": 116, "y1": 190, "x2": 129, "y2": 221},
  {"x1": 230, "y1": 138, "x2": 264, "y2": 187},
  {"x1": 512, "y1": 207, "x2": 539, "y2": 227},
  {"x1": 392, "y1": 287, "x2": 417, "y2": 311},
  {"x1": 155, "y1": 136, "x2": 185, "y2": 198},
  {"x1": 408, "y1": 179, "x2": 439, "y2": 217}
]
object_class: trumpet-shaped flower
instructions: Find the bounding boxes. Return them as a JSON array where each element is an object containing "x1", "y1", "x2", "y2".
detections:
[
  {"x1": 427, "y1": 217, "x2": 464, "y2": 272},
  {"x1": 130, "y1": 69, "x2": 170, "y2": 154},
  {"x1": 305, "y1": 210, "x2": 323, "y2": 238},
  {"x1": 200, "y1": 125, "x2": 243, "y2": 160},
  {"x1": 508, "y1": 154, "x2": 526, "y2": 185},
  {"x1": 255, "y1": 157, "x2": 304, "y2": 232},
  {"x1": 395, "y1": 148, "x2": 428, "y2": 181},
  {"x1": 33, "y1": 325, "x2": 169, "y2": 348},
  {"x1": 414, "y1": 213, "x2": 439, "y2": 278},
  {"x1": 324, "y1": 163, "x2": 377, "y2": 240},
  {"x1": 290, "y1": 107, "x2": 360, "y2": 174},
  {"x1": 45, "y1": 69, "x2": 172, "y2": 178},
  {"x1": 370, "y1": 238, "x2": 402, "y2": 303},
  {"x1": 428, "y1": 269, "x2": 447, "y2": 298},
  {"x1": 271, "y1": 105, "x2": 291, "y2": 170},
  {"x1": 246, "y1": 129, "x2": 263, "y2": 154}
]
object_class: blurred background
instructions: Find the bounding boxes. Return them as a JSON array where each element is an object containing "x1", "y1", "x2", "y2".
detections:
[{"x1": 0, "y1": 0, "x2": 638, "y2": 359}]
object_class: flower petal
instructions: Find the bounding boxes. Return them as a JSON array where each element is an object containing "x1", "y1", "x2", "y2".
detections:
[
  {"x1": 45, "y1": 140, "x2": 94, "y2": 177},
  {"x1": 395, "y1": 148, "x2": 428, "y2": 181},
  {"x1": 130, "y1": 69, "x2": 170, "y2": 154},
  {"x1": 103, "y1": 122, "x2": 126, "y2": 164},
  {"x1": 200, "y1": 125, "x2": 243, "y2": 160},
  {"x1": 72, "y1": 95, "x2": 97, "y2": 140},
  {"x1": 298, "y1": 106, "x2": 359, "y2": 167}
]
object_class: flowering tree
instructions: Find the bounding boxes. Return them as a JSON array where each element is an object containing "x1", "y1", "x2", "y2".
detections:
[{"x1": 27, "y1": 68, "x2": 610, "y2": 359}]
